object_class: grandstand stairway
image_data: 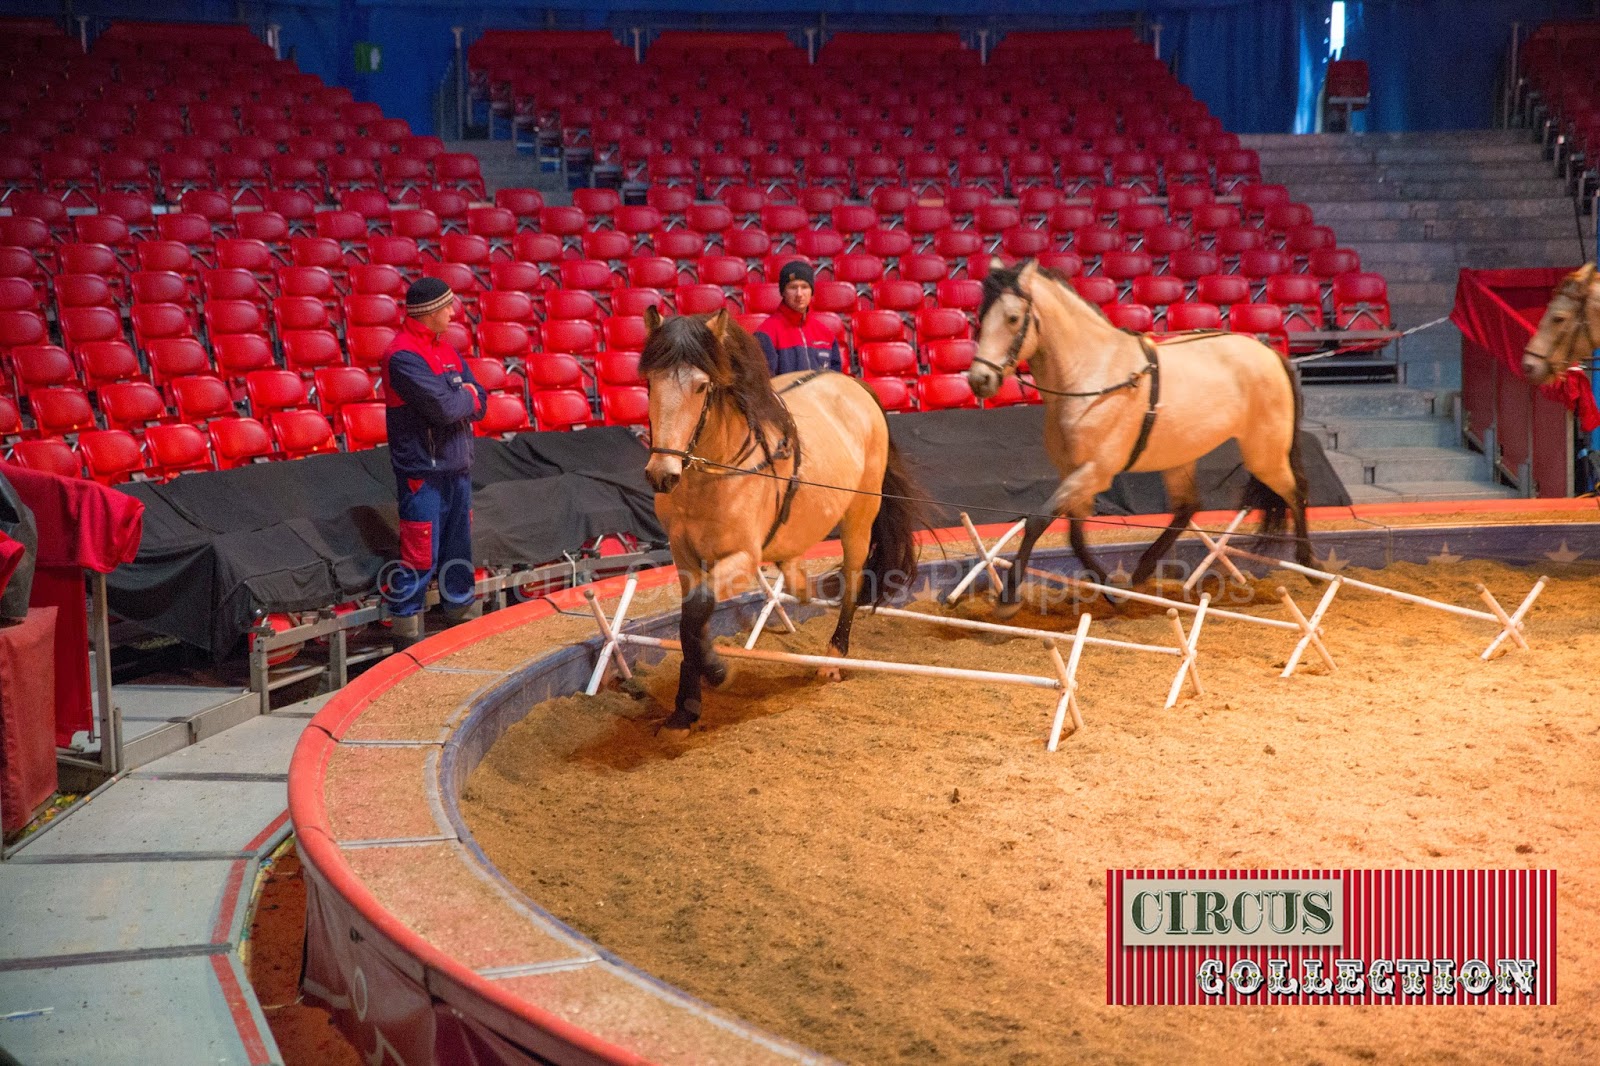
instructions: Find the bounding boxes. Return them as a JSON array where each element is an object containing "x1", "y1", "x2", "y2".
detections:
[
  {"x1": 1247, "y1": 130, "x2": 1572, "y2": 503},
  {"x1": 448, "y1": 138, "x2": 565, "y2": 201}
]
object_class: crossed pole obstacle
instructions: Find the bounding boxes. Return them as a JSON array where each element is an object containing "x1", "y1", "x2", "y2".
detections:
[
  {"x1": 584, "y1": 574, "x2": 1096, "y2": 750},
  {"x1": 944, "y1": 513, "x2": 1334, "y2": 676},
  {"x1": 1182, "y1": 509, "x2": 1251, "y2": 590},
  {"x1": 743, "y1": 567, "x2": 797, "y2": 649},
  {"x1": 1221, "y1": 545, "x2": 1548, "y2": 661}
]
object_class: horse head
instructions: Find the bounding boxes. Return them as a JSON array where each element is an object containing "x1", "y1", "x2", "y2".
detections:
[
  {"x1": 640, "y1": 306, "x2": 730, "y2": 493},
  {"x1": 1524, "y1": 262, "x2": 1600, "y2": 386},
  {"x1": 971, "y1": 257, "x2": 1042, "y2": 399}
]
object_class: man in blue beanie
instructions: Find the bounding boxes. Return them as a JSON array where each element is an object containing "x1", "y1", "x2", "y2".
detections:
[
  {"x1": 754, "y1": 259, "x2": 842, "y2": 376},
  {"x1": 381, "y1": 277, "x2": 488, "y2": 648}
]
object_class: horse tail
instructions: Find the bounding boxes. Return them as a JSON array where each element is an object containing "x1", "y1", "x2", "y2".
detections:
[
  {"x1": 1239, "y1": 356, "x2": 1307, "y2": 545},
  {"x1": 861, "y1": 438, "x2": 923, "y2": 606}
]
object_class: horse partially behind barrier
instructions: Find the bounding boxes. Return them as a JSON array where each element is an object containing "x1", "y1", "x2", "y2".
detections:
[
  {"x1": 640, "y1": 307, "x2": 920, "y2": 728},
  {"x1": 968, "y1": 258, "x2": 1312, "y2": 617},
  {"x1": 1523, "y1": 262, "x2": 1598, "y2": 385}
]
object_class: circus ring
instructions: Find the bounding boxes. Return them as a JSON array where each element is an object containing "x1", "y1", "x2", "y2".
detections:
[{"x1": 287, "y1": 499, "x2": 1599, "y2": 1066}]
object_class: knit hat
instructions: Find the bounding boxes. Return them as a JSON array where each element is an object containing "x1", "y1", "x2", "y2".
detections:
[
  {"x1": 777, "y1": 260, "x2": 815, "y2": 290},
  {"x1": 405, "y1": 277, "x2": 454, "y2": 317}
]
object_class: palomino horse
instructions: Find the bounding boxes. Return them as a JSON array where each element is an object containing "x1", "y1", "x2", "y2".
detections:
[
  {"x1": 968, "y1": 258, "x2": 1312, "y2": 618},
  {"x1": 641, "y1": 307, "x2": 920, "y2": 728},
  {"x1": 1523, "y1": 262, "x2": 1599, "y2": 385}
]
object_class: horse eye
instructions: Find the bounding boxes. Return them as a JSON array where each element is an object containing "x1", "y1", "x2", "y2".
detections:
[{"x1": 1007, "y1": 313, "x2": 1020, "y2": 325}]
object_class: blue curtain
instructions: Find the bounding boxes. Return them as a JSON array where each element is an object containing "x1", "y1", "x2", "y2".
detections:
[
  {"x1": 1163, "y1": 0, "x2": 1326, "y2": 135},
  {"x1": 1344, "y1": 0, "x2": 1592, "y2": 132}
]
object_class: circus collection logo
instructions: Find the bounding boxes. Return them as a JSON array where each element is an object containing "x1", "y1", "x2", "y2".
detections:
[{"x1": 1106, "y1": 870, "x2": 1555, "y2": 1005}]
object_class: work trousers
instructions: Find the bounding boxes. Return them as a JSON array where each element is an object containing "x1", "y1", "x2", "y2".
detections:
[{"x1": 386, "y1": 470, "x2": 474, "y2": 617}]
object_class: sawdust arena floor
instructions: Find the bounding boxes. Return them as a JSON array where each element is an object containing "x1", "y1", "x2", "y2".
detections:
[{"x1": 462, "y1": 559, "x2": 1600, "y2": 1065}]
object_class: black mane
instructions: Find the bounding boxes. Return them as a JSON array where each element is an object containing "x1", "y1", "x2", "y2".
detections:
[
  {"x1": 979, "y1": 258, "x2": 1107, "y2": 324},
  {"x1": 639, "y1": 312, "x2": 796, "y2": 444}
]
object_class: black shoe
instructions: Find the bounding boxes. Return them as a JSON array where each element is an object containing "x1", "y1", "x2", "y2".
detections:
[
  {"x1": 442, "y1": 599, "x2": 482, "y2": 625},
  {"x1": 390, "y1": 613, "x2": 424, "y2": 651}
]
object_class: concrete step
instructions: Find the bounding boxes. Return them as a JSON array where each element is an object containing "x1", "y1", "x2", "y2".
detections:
[
  {"x1": 1341, "y1": 479, "x2": 1519, "y2": 504},
  {"x1": 1282, "y1": 178, "x2": 1571, "y2": 202},
  {"x1": 1253, "y1": 143, "x2": 1545, "y2": 167},
  {"x1": 1386, "y1": 281, "x2": 1462, "y2": 307},
  {"x1": 1240, "y1": 130, "x2": 1529, "y2": 150},
  {"x1": 1326, "y1": 216, "x2": 1578, "y2": 242},
  {"x1": 1301, "y1": 384, "x2": 1442, "y2": 419},
  {"x1": 1324, "y1": 445, "x2": 1490, "y2": 485},
  {"x1": 1263, "y1": 162, "x2": 1561, "y2": 186},
  {"x1": 1349, "y1": 238, "x2": 1585, "y2": 268},
  {"x1": 1304, "y1": 197, "x2": 1576, "y2": 223},
  {"x1": 1307, "y1": 416, "x2": 1460, "y2": 451}
]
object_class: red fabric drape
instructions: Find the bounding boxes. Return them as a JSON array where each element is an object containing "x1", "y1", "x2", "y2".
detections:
[
  {"x1": 1451, "y1": 267, "x2": 1600, "y2": 433},
  {"x1": 0, "y1": 465, "x2": 143, "y2": 746}
]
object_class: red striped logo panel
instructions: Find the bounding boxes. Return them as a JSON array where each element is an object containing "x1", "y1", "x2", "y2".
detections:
[{"x1": 1106, "y1": 869, "x2": 1556, "y2": 1005}]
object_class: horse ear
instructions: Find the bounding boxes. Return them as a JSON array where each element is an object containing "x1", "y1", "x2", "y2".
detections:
[
  {"x1": 1015, "y1": 257, "x2": 1039, "y2": 295},
  {"x1": 988, "y1": 255, "x2": 1007, "y2": 273},
  {"x1": 643, "y1": 305, "x2": 663, "y2": 333},
  {"x1": 705, "y1": 307, "x2": 731, "y2": 344}
]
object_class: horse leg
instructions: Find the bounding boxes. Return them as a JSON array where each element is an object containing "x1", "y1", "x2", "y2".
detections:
[
  {"x1": 994, "y1": 513, "x2": 1055, "y2": 621},
  {"x1": 666, "y1": 575, "x2": 715, "y2": 730},
  {"x1": 780, "y1": 558, "x2": 810, "y2": 605},
  {"x1": 818, "y1": 497, "x2": 877, "y2": 680},
  {"x1": 1131, "y1": 465, "x2": 1200, "y2": 587}
]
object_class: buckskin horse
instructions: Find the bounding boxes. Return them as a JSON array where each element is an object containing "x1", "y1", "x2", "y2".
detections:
[
  {"x1": 1523, "y1": 262, "x2": 1599, "y2": 386},
  {"x1": 968, "y1": 258, "x2": 1312, "y2": 618},
  {"x1": 641, "y1": 307, "x2": 920, "y2": 728}
]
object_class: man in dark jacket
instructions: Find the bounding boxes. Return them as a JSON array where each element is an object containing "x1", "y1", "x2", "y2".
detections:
[
  {"x1": 754, "y1": 260, "x2": 842, "y2": 376},
  {"x1": 381, "y1": 278, "x2": 487, "y2": 647}
]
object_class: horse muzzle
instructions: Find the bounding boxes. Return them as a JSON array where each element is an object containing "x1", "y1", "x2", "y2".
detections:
[
  {"x1": 645, "y1": 455, "x2": 682, "y2": 494},
  {"x1": 1521, "y1": 351, "x2": 1553, "y2": 385},
  {"x1": 967, "y1": 366, "x2": 999, "y2": 399}
]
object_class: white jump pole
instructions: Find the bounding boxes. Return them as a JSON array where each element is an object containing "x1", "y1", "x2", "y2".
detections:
[
  {"x1": 1023, "y1": 567, "x2": 1299, "y2": 632},
  {"x1": 743, "y1": 568, "x2": 797, "y2": 648},
  {"x1": 1222, "y1": 545, "x2": 1547, "y2": 659},
  {"x1": 587, "y1": 575, "x2": 1097, "y2": 749},
  {"x1": 862, "y1": 603, "x2": 1201, "y2": 711},
  {"x1": 944, "y1": 512, "x2": 1024, "y2": 605},
  {"x1": 1183, "y1": 509, "x2": 1251, "y2": 590}
]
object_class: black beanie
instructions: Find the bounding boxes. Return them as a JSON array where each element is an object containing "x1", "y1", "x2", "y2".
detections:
[
  {"x1": 777, "y1": 260, "x2": 815, "y2": 290},
  {"x1": 405, "y1": 277, "x2": 454, "y2": 316}
]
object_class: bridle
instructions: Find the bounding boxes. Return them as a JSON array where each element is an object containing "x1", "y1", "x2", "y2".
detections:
[
  {"x1": 646, "y1": 382, "x2": 718, "y2": 470},
  {"x1": 971, "y1": 288, "x2": 1037, "y2": 380}
]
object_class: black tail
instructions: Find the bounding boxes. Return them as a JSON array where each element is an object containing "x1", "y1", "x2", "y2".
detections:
[
  {"x1": 861, "y1": 439, "x2": 923, "y2": 606},
  {"x1": 1240, "y1": 359, "x2": 1310, "y2": 549}
]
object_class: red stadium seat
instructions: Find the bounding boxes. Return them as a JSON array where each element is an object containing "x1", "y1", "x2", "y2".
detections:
[
  {"x1": 210, "y1": 416, "x2": 276, "y2": 469},
  {"x1": 1197, "y1": 275, "x2": 1252, "y2": 307},
  {"x1": 924, "y1": 339, "x2": 976, "y2": 374},
  {"x1": 79, "y1": 341, "x2": 145, "y2": 392},
  {"x1": 77, "y1": 430, "x2": 146, "y2": 486},
  {"x1": 98, "y1": 381, "x2": 167, "y2": 434},
  {"x1": 478, "y1": 321, "x2": 534, "y2": 366},
  {"x1": 246, "y1": 369, "x2": 311, "y2": 417},
  {"x1": 475, "y1": 391, "x2": 533, "y2": 438},
  {"x1": 145, "y1": 423, "x2": 214, "y2": 479},
  {"x1": 1071, "y1": 276, "x2": 1119, "y2": 307},
  {"x1": 1227, "y1": 303, "x2": 1291, "y2": 356},
  {"x1": 271, "y1": 409, "x2": 340, "y2": 459},
  {"x1": 863, "y1": 376, "x2": 914, "y2": 413},
  {"x1": 173, "y1": 375, "x2": 240, "y2": 424},
  {"x1": 342, "y1": 403, "x2": 389, "y2": 450},
  {"x1": 11, "y1": 439, "x2": 83, "y2": 479},
  {"x1": 14, "y1": 345, "x2": 78, "y2": 399},
  {"x1": 915, "y1": 374, "x2": 979, "y2": 410},
  {"x1": 531, "y1": 388, "x2": 593, "y2": 432},
  {"x1": 599, "y1": 385, "x2": 649, "y2": 427},
  {"x1": 313, "y1": 366, "x2": 377, "y2": 429},
  {"x1": 1166, "y1": 302, "x2": 1223, "y2": 333},
  {"x1": 213, "y1": 333, "x2": 276, "y2": 383},
  {"x1": 1266, "y1": 274, "x2": 1326, "y2": 351},
  {"x1": 32, "y1": 387, "x2": 99, "y2": 438}
]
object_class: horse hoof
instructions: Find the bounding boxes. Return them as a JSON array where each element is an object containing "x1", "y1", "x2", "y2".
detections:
[
  {"x1": 702, "y1": 655, "x2": 729, "y2": 688},
  {"x1": 993, "y1": 598, "x2": 1023, "y2": 621},
  {"x1": 816, "y1": 664, "x2": 843, "y2": 682},
  {"x1": 663, "y1": 699, "x2": 700, "y2": 730}
]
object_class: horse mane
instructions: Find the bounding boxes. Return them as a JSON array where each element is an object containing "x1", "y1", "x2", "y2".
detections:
[
  {"x1": 979, "y1": 259, "x2": 1111, "y2": 326},
  {"x1": 639, "y1": 312, "x2": 797, "y2": 443}
]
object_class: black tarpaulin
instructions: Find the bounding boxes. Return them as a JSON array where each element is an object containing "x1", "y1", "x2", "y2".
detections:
[{"x1": 110, "y1": 412, "x2": 1351, "y2": 660}]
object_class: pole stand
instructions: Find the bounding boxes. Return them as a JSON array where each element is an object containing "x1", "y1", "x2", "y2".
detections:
[
  {"x1": 1164, "y1": 593, "x2": 1210, "y2": 709},
  {"x1": 744, "y1": 568, "x2": 798, "y2": 649},
  {"x1": 944, "y1": 512, "x2": 1024, "y2": 605},
  {"x1": 1045, "y1": 612, "x2": 1092, "y2": 751},
  {"x1": 1277, "y1": 579, "x2": 1342, "y2": 678},
  {"x1": 583, "y1": 576, "x2": 639, "y2": 695},
  {"x1": 1182, "y1": 510, "x2": 1251, "y2": 591},
  {"x1": 1478, "y1": 576, "x2": 1547, "y2": 660}
]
